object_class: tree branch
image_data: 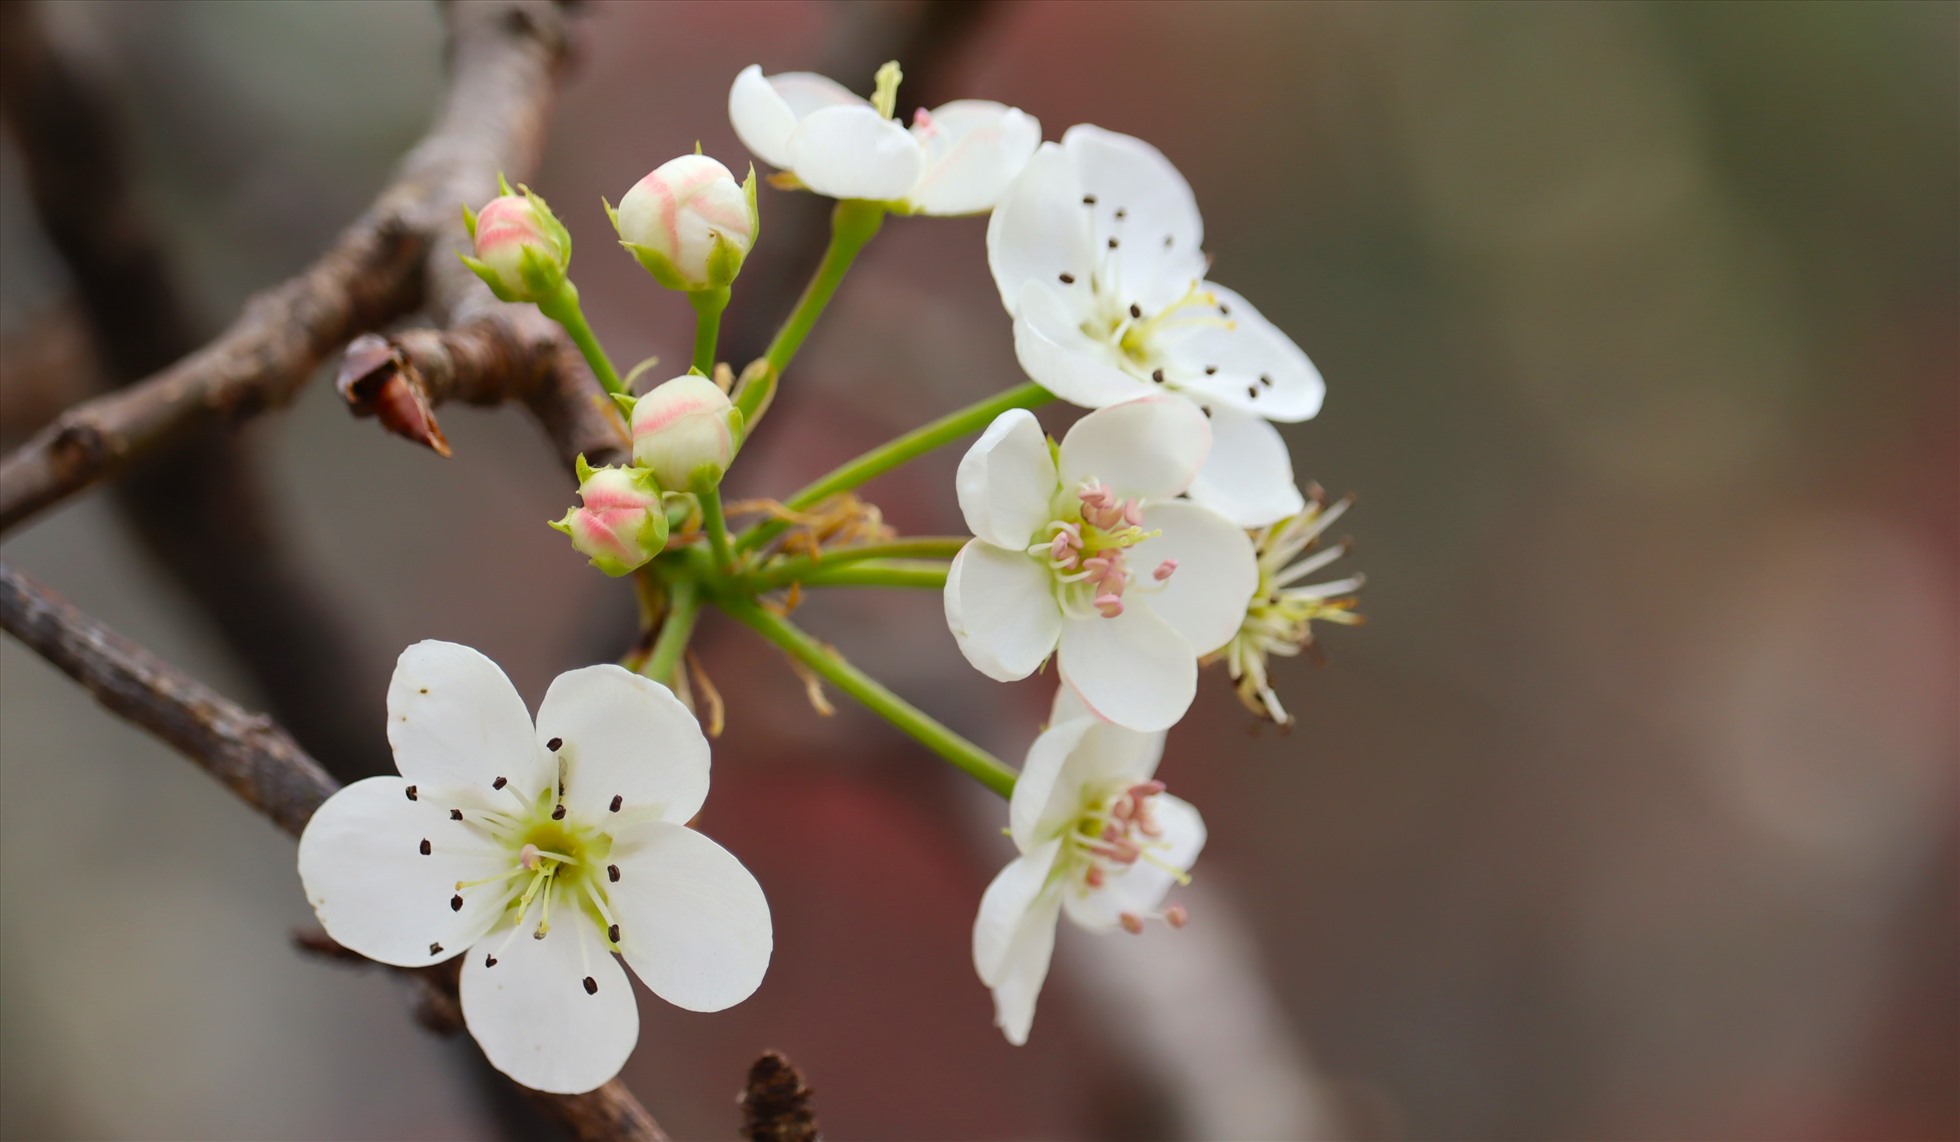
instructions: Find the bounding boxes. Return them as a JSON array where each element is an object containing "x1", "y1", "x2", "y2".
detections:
[
  {"x1": 0, "y1": 558, "x2": 666, "y2": 1141},
  {"x1": 0, "y1": 0, "x2": 573, "y2": 534}
]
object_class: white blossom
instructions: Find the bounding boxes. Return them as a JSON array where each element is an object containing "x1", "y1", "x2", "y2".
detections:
[
  {"x1": 974, "y1": 687, "x2": 1204, "y2": 1045},
  {"x1": 944, "y1": 396, "x2": 1257, "y2": 732},
  {"x1": 297, "y1": 642, "x2": 771, "y2": 1094},
  {"x1": 728, "y1": 62, "x2": 1039, "y2": 215},
  {"x1": 986, "y1": 125, "x2": 1326, "y2": 527}
]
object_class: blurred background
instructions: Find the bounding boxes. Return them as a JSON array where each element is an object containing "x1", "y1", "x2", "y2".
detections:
[{"x1": 1, "y1": 1, "x2": 1954, "y2": 1139}]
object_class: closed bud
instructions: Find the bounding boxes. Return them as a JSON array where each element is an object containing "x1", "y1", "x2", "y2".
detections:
[
  {"x1": 460, "y1": 177, "x2": 572, "y2": 303},
  {"x1": 610, "y1": 154, "x2": 758, "y2": 291},
  {"x1": 549, "y1": 459, "x2": 668, "y2": 576},
  {"x1": 630, "y1": 374, "x2": 742, "y2": 489}
]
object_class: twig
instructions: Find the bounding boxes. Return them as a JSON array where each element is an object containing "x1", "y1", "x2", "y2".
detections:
[
  {"x1": 0, "y1": 559, "x2": 666, "y2": 1142},
  {"x1": 0, "y1": 0, "x2": 573, "y2": 534},
  {"x1": 739, "y1": 1051, "x2": 820, "y2": 1142}
]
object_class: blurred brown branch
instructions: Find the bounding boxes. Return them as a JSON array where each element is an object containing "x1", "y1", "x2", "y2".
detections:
[
  {"x1": 739, "y1": 1051, "x2": 821, "y2": 1142},
  {"x1": 0, "y1": 558, "x2": 666, "y2": 1142}
]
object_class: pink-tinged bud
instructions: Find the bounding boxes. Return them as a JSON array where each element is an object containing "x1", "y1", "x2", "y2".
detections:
[
  {"x1": 630, "y1": 374, "x2": 741, "y2": 490},
  {"x1": 460, "y1": 181, "x2": 572, "y2": 304},
  {"x1": 549, "y1": 459, "x2": 667, "y2": 577},
  {"x1": 611, "y1": 154, "x2": 759, "y2": 291}
]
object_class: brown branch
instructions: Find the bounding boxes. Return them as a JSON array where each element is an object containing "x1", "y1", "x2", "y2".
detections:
[
  {"x1": 0, "y1": 0, "x2": 573, "y2": 534},
  {"x1": 0, "y1": 558, "x2": 666, "y2": 1141}
]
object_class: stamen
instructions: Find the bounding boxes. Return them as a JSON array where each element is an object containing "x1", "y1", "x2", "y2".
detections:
[
  {"x1": 419, "y1": 838, "x2": 432, "y2": 855},
  {"x1": 449, "y1": 809, "x2": 463, "y2": 821},
  {"x1": 1094, "y1": 593, "x2": 1124, "y2": 618},
  {"x1": 609, "y1": 794, "x2": 623, "y2": 813},
  {"x1": 546, "y1": 737, "x2": 563, "y2": 751},
  {"x1": 1153, "y1": 559, "x2": 1178, "y2": 582},
  {"x1": 1119, "y1": 913, "x2": 1144, "y2": 935},
  {"x1": 1165, "y1": 904, "x2": 1190, "y2": 928},
  {"x1": 1059, "y1": 272, "x2": 1075, "y2": 284},
  {"x1": 429, "y1": 941, "x2": 443, "y2": 955},
  {"x1": 492, "y1": 776, "x2": 508, "y2": 790},
  {"x1": 520, "y1": 843, "x2": 543, "y2": 870},
  {"x1": 485, "y1": 953, "x2": 498, "y2": 967},
  {"x1": 450, "y1": 894, "x2": 463, "y2": 912},
  {"x1": 583, "y1": 976, "x2": 598, "y2": 995},
  {"x1": 607, "y1": 864, "x2": 620, "y2": 882},
  {"x1": 551, "y1": 804, "x2": 567, "y2": 820},
  {"x1": 405, "y1": 785, "x2": 418, "y2": 801}
]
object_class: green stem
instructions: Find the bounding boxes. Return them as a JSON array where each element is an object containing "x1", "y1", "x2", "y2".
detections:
[
  {"x1": 688, "y1": 287, "x2": 729, "y2": 377},
  {"x1": 538, "y1": 284, "x2": 624, "y2": 396},
  {"x1": 737, "y1": 381, "x2": 1053, "y2": 553},
  {"x1": 641, "y1": 576, "x2": 699, "y2": 685},
  {"x1": 696, "y1": 482, "x2": 735, "y2": 572},
  {"x1": 720, "y1": 597, "x2": 1015, "y2": 798},
  {"x1": 745, "y1": 537, "x2": 967, "y2": 590},
  {"x1": 797, "y1": 560, "x2": 949, "y2": 590},
  {"x1": 763, "y1": 199, "x2": 885, "y2": 374}
]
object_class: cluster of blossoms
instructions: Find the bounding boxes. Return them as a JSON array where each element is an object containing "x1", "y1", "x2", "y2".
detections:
[{"x1": 301, "y1": 59, "x2": 1360, "y2": 1095}]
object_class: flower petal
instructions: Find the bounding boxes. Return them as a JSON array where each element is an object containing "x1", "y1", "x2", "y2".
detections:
[
  {"x1": 461, "y1": 912, "x2": 637, "y2": 1095},
  {"x1": 728, "y1": 66, "x2": 862, "y2": 170},
  {"x1": 1060, "y1": 124, "x2": 1208, "y2": 313},
  {"x1": 388, "y1": 640, "x2": 552, "y2": 800},
  {"x1": 297, "y1": 776, "x2": 512, "y2": 968},
  {"x1": 906, "y1": 101, "x2": 1041, "y2": 216},
  {"x1": 1011, "y1": 717, "x2": 1165, "y2": 852},
  {"x1": 1182, "y1": 405, "x2": 1307, "y2": 528},
  {"x1": 1161, "y1": 282, "x2": 1324, "y2": 423},
  {"x1": 944, "y1": 541, "x2": 1063, "y2": 681},
  {"x1": 1014, "y1": 281, "x2": 1154, "y2": 409},
  {"x1": 986, "y1": 142, "x2": 1097, "y2": 313},
  {"x1": 1061, "y1": 793, "x2": 1205, "y2": 932},
  {"x1": 973, "y1": 839, "x2": 1064, "y2": 1045},
  {"x1": 534, "y1": 665, "x2": 709, "y2": 825},
  {"x1": 1134, "y1": 500, "x2": 1260, "y2": 654},
  {"x1": 1056, "y1": 394, "x2": 1211, "y2": 501},
  {"x1": 1057, "y1": 606, "x2": 1196, "y2": 732},
  {"x1": 786, "y1": 105, "x2": 925, "y2": 202},
  {"x1": 605, "y1": 822, "x2": 772, "y2": 1013},
  {"x1": 956, "y1": 408, "x2": 1058, "y2": 549}
]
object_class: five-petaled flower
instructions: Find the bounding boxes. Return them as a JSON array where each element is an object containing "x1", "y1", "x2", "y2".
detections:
[
  {"x1": 974, "y1": 687, "x2": 1205, "y2": 1045},
  {"x1": 987, "y1": 125, "x2": 1326, "y2": 527},
  {"x1": 729, "y1": 62, "x2": 1039, "y2": 214},
  {"x1": 297, "y1": 641, "x2": 772, "y2": 1094},
  {"x1": 945, "y1": 396, "x2": 1257, "y2": 731}
]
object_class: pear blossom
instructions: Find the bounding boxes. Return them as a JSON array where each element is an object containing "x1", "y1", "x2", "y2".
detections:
[
  {"x1": 974, "y1": 687, "x2": 1204, "y2": 1045},
  {"x1": 630, "y1": 374, "x2": 741, "y2": 490},
  {"x1": 549, "y1": 457, "x2": 668, "y2": 577},
  {"x1": 460, "y1": 179, "x2": 572, "y2": 304},
  {"x1": 1221, "y1": 487, "x2": 1365, "y2": 724},
  {"x1": 944, "y1": 396, "x2": 1257, "y2": 732},
  {"x1": 610, "y1": 153, "x2": 758, "y2": 291},
  {"x1": 729, "y1": 62, "x2": 1039, "y2": 215},
  {"x1": 986, "y1": 125, "x2": 1327, "y2": 527},
  {"x1": 297, "y1": 642, "x2": 771, "y2": 1094}
]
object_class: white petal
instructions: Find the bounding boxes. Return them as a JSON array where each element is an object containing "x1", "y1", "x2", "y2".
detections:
[
  {"x1": 535, "y1": 665, "x2": 709, "y2": 824},
  {"x1": 1057, "y1": 394, "x2": 1211, "y2": 501},
  {"x1": 1161, "y1": 282, "x2": 1324, "y2": 423},
  {"x1": 1014, "y1": 281, "x2": 1153, "y2": 409},
  {"x1": 973, "y1": 840, "x2": 1064, "y2": 1045},
  {"x1": 1060, "y1": 124, "x2": 1208, "y2": 312},
  {"x1": 906, "y1": 101, "x2": 1041, "y2": 216},
  {"x1": 986, "y1": 142, "x2": 1097, "y2": 313},
  {"x1": 956, "y1": 408, "x2": 1058, "y2": 549},
  {"x1": 1049, "y1": 682, "x2": 1093, "y2": 726},
  {"x1": 1061, "y1": 793, "x2": 1205, "y2": 932},
  {"x1": 944, "y1": 541, "x2": 1063, "y2": 681},
  {"x1": 1057, "y1": 606, "x2": 1196, "y2": 732},
  {"x1": 388, "y1": 641, "x2": 552, "y2": 800},
  {"x1": 1011, "y1": 718, "x2": 1165, "y2": 852},
  {"x1": 1183, "y1": 405, "x2": 1307, "y2": 528},
  {"x1": 786, "y1": 105, "x2": 925, "y2": 202},
  {"x1": 728, "y1": 66, "x2": 862, "y2": 171},
  {"x1": 605, "y1": 822, "x2": 772, "y2": 1013},
  {"x1": 297, "y1": 776, "x2": 512, "y2": 968},
  {"x1": 461, "y1": 912, "x2": 637, "y2": 1095},
  {"x1": 1133, "y1": 500, "x2": 1260, "y2": 654}
]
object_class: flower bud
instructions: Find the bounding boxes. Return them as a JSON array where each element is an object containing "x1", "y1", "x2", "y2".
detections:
[
  {"x1": 549, "y1": 458, "x2": 668, "y2": 577},
  {"x1": 630, "y1": 374, "x2": 742, "y2": 489},
  {"x1": 460, "y1": 178, "x2": 571, "y2": 304},
  {"x1": 610, "y1": 154, "x2": 758, "y2": 291}
]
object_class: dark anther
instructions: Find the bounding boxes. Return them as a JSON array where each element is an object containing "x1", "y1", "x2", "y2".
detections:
[
  {"x1": 429, "y1": 942, "x2": 443, "y2": 955},
  {"x1": 1219, "y1": 303, "x2": 1232, "y2": 315},
  {"x1": 1115, "y1": 207, "x2": 1128, "y2": 220},
  {"x1": 1083, "y1": 194, "x2": 1098, "y2": 205},
  {"x1": 583, "y1": 976, "x2": 599, "y2": 995},
  {"x1": 449, "y1": 809, "x2": 463, "y2": 821},
  {"x1": 609, "y1": 794, "x2": 623, "y2": 812},
  {"x1": 1152, "y1": 369, "x2": 1166, "y2": 383},
  {"x1": 419, "y1": 838, "x2": 432, "y2": 855},
  {"x1": 546, "y1": 737, "x2": 563, "y2": 751},
  {"x1": 1164, "y1": 235, "x2": 1175, "y2": 248},
  {"x1": 1059, "y1": 272, "x2": 1076, "y2": 284},
  {"x1": 1247, "y1": 385, "x2": 1259, "y2": 400},
  {"x1": 1202, "y1": 407, "x2": 1214, "y2": 418},
  {"x1": 608, "y1": 923, "x2": 620, "y2": 943},
  {"x1": 450, "y1": 894, "x2": 464, "y2": 912},
  {"x1": 419, "y1": 688, "x2": 428, "y2": 694},
  {"x1": 492, "y1": 776, "x2": 508, "y2": 790},
  {"x1": 551, "y1": 804, "x2": 567, "y2": 820},
  {"x1": 1259, "y1": 373, "x2": 1274, "y2": 387},
  {"x1": 485, "y1": 954, "x2": 498, "y2": 968},
  {"x1": 608, "y1": 864, "x2": 621, "y2": 882},
  {"x1": 405, "y1": 785, "x2": 418, "y2": 801},
  {"x1": 1108, "y1": 237, "x2": 1121, "y2": 249},
  {"x1": 1129, "y1": 303, "x2": 1142, "y2": 319}
]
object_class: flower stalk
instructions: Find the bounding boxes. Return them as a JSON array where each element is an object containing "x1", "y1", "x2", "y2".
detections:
[
  {"x1": 688, "y1": 287, "x2": 730, "y2": 377},
  {"x1": 641, "y1": 575, "x2": 700, "y2": 686},
  {"x1": 762, "y1": 198, "x2": 886, "y2": 374},
  {"x1": 536, "y1": 284, "x2": 626, "y2": 396}
]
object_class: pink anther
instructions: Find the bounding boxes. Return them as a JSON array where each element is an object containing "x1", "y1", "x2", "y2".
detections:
[
  {"x1": 519, "y1": 843, "x2": 542, "y2": 871},
  {"x1": 1122, "y1": 499, "x2": 1145, "y2": 527},
  {"x1": 1119, "y1": 912, "x2": 1145, "y2": 935},
  {"x1": 912, "y1": 107, "x2": 936, "y2": 132},
  {"x1": 1165, "y1": 904, "x2": 1190, "y2": 929},
  {"x1": 1153, "y1": 559, "x2": 1179, "y2": 582},
  {"x1": 1085, "y1": 866, "x2": 1105, "y2": 888},
  {"x1": 1094, "y1": 593, "x2": 1125, "y2": 618}
]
